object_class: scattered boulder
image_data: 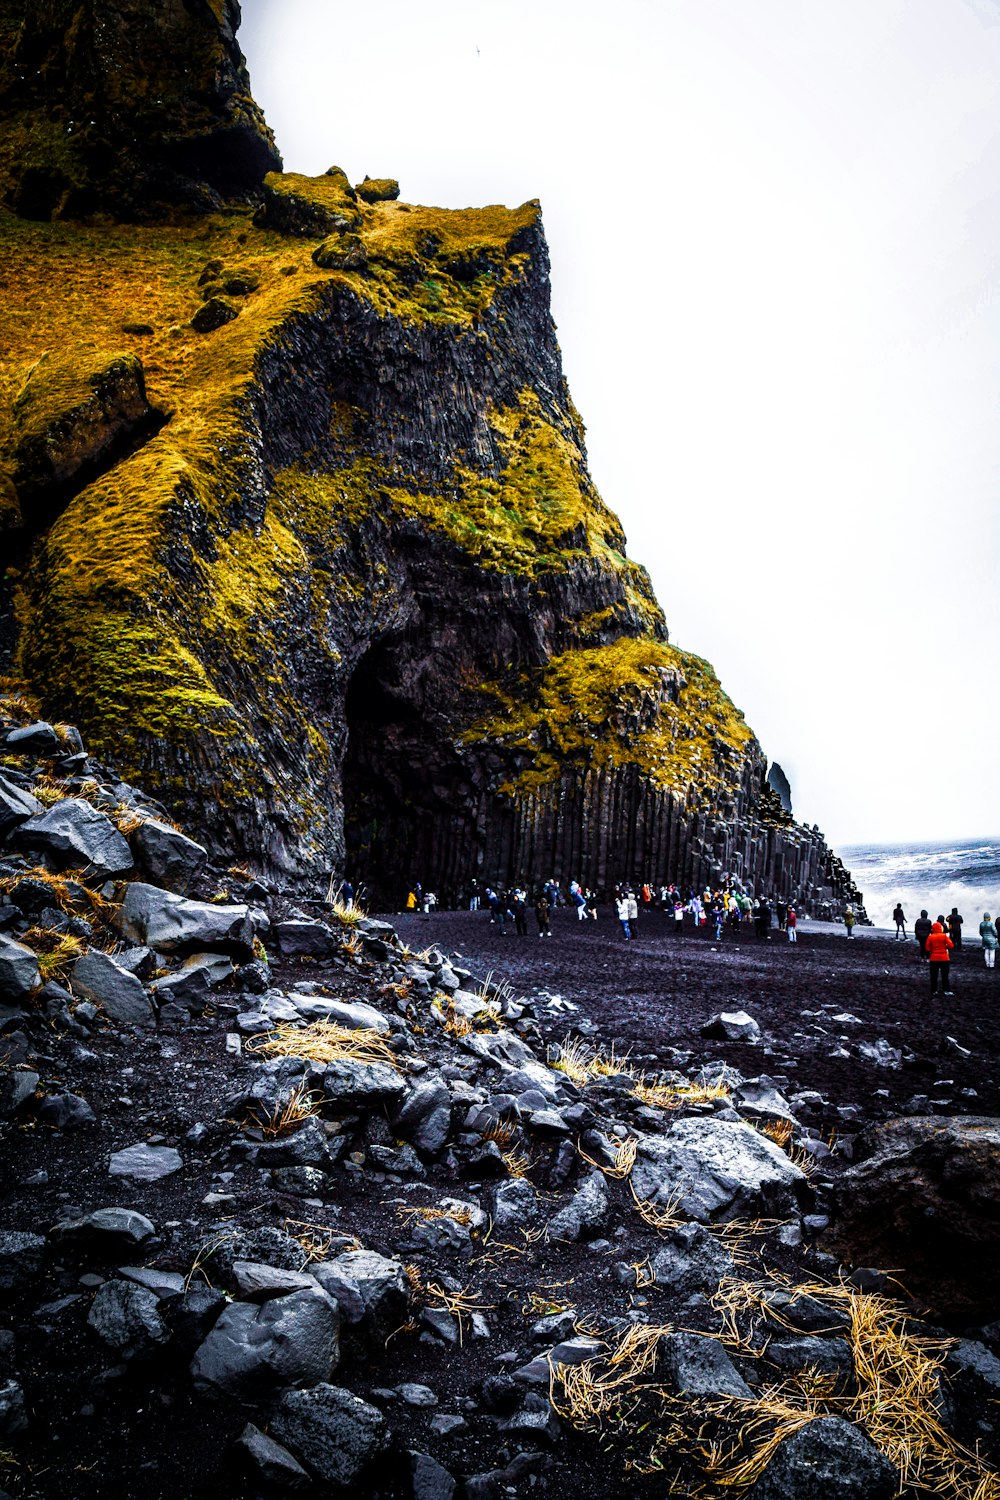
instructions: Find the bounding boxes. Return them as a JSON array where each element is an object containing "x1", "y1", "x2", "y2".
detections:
[
  {"x1": 269, "y1": 1383, "x2": 388, "y2": 1489},
  {"x1": 50, "y1": 1207, "x2": 156, "y2": 1252},
  {"x1": 0, "y1": 1230, "x2": 46, "y2": 1297},
  {"x1": 37, "y1": 1091, "x2": 95, "y2": 1129},
  {"x1": 191, "y1": 1286, "x2": 340, "y2": 1402},
  {"x1": 87, "y1": 1278, "x2": 170, "y2": 1358},
  {"x1": 657, "y1": 1332, "x2": 752, "y2": 1398},
  {"x1": 129, "y1": 819, "x2": 207, "y2": 892},
  {"x1": 314, "y1": 1251, "x2": 408, "y2": 1340},
  {"x1": 14, "y1": 799, "x2": 133, "y2": 879},
  {"x1": 0, "y1": 933, "x2": 41, "y2": 1002},
  {"x1": 234, "y1": 1423, "x2": 311, "y2": 1493},
  {"x1": 650, "y1": 1223, "x2": 735, "y2": 1296},
  {"x1": 276, "y1": 919, "x2": 338, "y2": 958},
  {"x1": 255, "y1": 172, "x2": 363, "y2": 238},
  {"x1": 702, "y1": 1010, "x2": 762, "y2": 1043},
  {"x1": 190, "y1": 297, "x2": 239, "y2": 333},
  {"x1": 826, "y1": 1116, "x2": 1000, "y2": 1318},
  {"x1": 0, "y1": 772, "x2": 43, "y2": 837},
  {"x1": 0, "y1": 1069, "x2": 40, "y2": 1117},
  {"x1": 109, "y1": 1143, "x2": 183, "y2": 1182},
  {"x1": 116, "y1": 883, "x2": 256, "y2": 959},
  {"x1": 355, "y1": 176, "x2": 400, "y2": 203},
  {"x1": 321, "y1": 1059, "x2": 407, "y2": 1112},
  {"x1": 71, "y1": 950, "x2": 155, "y2": 1030},
  {"x1": 744, "y1": 1415, "x2": 897, "y2": 1499},
  {"x1": 545, "y1": 1172, "x2": 609, "y2": 1242},
  {"x1": 632, "y1": 1119, "x2": 805, "y2": 1223}
]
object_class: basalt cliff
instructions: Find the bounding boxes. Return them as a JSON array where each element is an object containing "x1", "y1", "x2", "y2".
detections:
[{"x1": 0, "y1": 0, "x2": 862, "y2": 913}]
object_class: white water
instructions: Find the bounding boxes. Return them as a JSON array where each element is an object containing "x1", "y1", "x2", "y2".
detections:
[{"x1": 838, "y1": 838, "x2": 1000, "y2": 931}]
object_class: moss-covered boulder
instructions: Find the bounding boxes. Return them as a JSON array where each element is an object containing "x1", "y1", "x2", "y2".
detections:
[
  {"x1": 254, "y1": 173, "x2": 363, "y2": 239},
  {"x1": 356, "y1": 177, "x2": 401, "y2": 204}
]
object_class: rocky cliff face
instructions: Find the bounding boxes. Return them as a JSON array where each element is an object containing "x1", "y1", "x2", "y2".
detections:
[{"x1": 0, "y1": 3, "x2": 863, "y2": 913}]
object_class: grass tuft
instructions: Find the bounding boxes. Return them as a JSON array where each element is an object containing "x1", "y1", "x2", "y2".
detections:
[{"x1": 245, "y1": 1020, "x2": 399, "y2": 1069}]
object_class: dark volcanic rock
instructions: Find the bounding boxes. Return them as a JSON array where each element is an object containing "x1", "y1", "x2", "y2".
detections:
[
  {"x1": 269, "y1": 1383, "x2": 388, "y2": 1489},
  {"x1": 191, "y1": 1286, "x2": 340, "y2": 1402},
  {"x1": 129, "y1": 818, "x2": 207, "y2": 892},
  {"x1": 14, "y1": 798, "x2": 133, "y2": 878},
  {"x1": 0, "y1": 0, "x2": 281, "y2": 221},
  {"x1": 71, "y1": 950, "x2": 155, "y2": 1030},
  {"x1": 826, "y1": 1116, "x2": 1000, "y2": 1318},
  {"x1": 0, "y1": 933, "x2": 41, "y2": 1002},
  {"x1": 744, "y1": 1415, "x2": 897, "y2": 1499},
  {"x1": 116, "y1": 883, "x2": 256, "y2": 958}
]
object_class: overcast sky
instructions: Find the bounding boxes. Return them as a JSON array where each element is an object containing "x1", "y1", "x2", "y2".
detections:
[{"x1": 240, "y1": 0, "x2": 1000, "y2": 849}]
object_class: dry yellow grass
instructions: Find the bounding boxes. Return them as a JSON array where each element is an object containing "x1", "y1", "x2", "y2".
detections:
[
  {"x1": 245, "y1": 1020, "x2": 399, "y2": 1069},
  {"x1": 282, "y1": 1219, "x2": 356, "y2": 1263},
  {"x1": 396, "y1": 1204, "x2": 474, "y2": 1229},
  {"x1": 579, "y1": 1135, "x2": 637, "y2": 1180},
  {"x1": 251, "y1": 1083, "x2": 321, "y2": 1137},
  {"x1": 762, "y1": 1118, "x2": 795, "y2": 1149},
  {"x1": 20, "y1": 926, "x2": 85, "y2": 983},
  {"x1": 422, "y1": 1283, "x2": 494, "y2": 1347},
  {"x1": 630, "y1": 1182, "x2": 686, "y2": 1234}
]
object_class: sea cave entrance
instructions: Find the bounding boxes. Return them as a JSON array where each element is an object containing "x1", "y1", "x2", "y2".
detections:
[{"x1": 342, "y1": 640, "x2": 483, "y2": 910}]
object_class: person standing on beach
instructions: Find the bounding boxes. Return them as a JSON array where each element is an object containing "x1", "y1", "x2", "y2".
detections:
[
  {"x1": 534, "y1": 892, "x2": 551, "y2": 938},
  {"x1": 925, "y1": 921, "x2": 955, "y2": 996},
  {"x1": 979, "y1": 912, "x2": 997, "y2": 968},
  {"x1": 616, "y1": 893, "x2": 632, "y2": 940},
  {"x1": 787, "y1": 906, "x2": 798, "y2": 943},
  {"x1": 914, "y1": 910, "x2": 932, "y2": 958},
  {"x1": 948, "y1": 908, "x2": 963, "y2": 949},
  {"x1": 892, "y1": 903, "x2": 906, "y2": 939},
  {"x1": 843, "y1": 907, "x2": 856, "y2": 938}
]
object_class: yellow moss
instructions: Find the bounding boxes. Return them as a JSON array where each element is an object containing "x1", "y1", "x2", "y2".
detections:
[{"x1": 464, "y1": 638, "x2": 753, "y2": 799}]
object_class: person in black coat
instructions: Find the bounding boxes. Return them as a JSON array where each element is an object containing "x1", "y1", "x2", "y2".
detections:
[{"x1": 914, "y1": 910, "x2": 932, "y2": 959}]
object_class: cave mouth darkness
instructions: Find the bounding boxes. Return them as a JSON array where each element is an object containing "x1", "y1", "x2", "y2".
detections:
[{"x1": 342, "y1": 640, "x2": 481, "y2": 908}]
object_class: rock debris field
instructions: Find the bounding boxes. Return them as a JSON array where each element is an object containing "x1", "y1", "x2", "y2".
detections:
[{"x1": 2, "y1": 723, "x2": 1000, "y2": 1500}]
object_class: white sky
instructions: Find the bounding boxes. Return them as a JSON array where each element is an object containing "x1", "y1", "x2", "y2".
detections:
[{"x1": 239, "y1": 0, "x2": 1000, "y2": 848}]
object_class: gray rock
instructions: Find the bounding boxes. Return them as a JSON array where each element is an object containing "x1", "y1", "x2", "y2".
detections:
[
  {"x1": 87, "y1": 1278, "x2": 169, "y2": 1358},
  {"x1": 658, "y1": 1332, "x2": 752, "y2": 1398},
  {"x1": 0, "y1": 933, "x2": 41, "y2": 1002},
  {"x1": 4, "y1": 721, "x2": 62, "y2": 754},
  {"x1": 367, "y1": 1144, "x2": 426, "y2": 1177},
  {"x1": 149, "y1": 964, "x2": 214, "y2": 1012},
  {"x1": 293, "y1": 995, "x2": 389, "y2": 1030},
  {"x1": 410, "y1": 1451, "x2": 456, "y2": 1500},
  {"x1": 116, "y1": 882, "x2": 256, "y2": 959},
  {"x1": 768, "y1": 1336, "x2": 854, "y2": 1382},
  {"x1": 0, "y1": 771, "x2": 43, "y2": 837},
  {"x1": 745, "y1": 1415, "x2": 897, "y2": 1499},
  {"x1": 321, "y1": 1058, "x2": 407, "y2": 1112},
  {"x1": 270, "y1": 1383, "x2": 388, "y2": 1487},
  {"x1": 118, "y1": 1265, "x2": 186, "y2": 1298},
  {"x1": 235, "y1": 1423, "x2": 311, "y2": 1492},
  {"x1": 276, "y1": 920, "x2": 338, "y2": 959},
  {"x1": 231, "y1": 1261, "x2": 317, "y2": 1301},
  {"x1": 37, "y1": 1091, "x2": 95, "y2": 1129},
  {"x1": 650, "y1": 1223, "x2": 735, "y2": 1296},
  {"x1": 947, "y1": 1338, "x2": 1000, "y2": 1399},
  {"x1": 195, "y1": 1225, "x2": 307, "y2": 1281},
  {"x1": 0, "y1": 1068, "x2": 39, "y2": 1117},
  {"x1": 129, "y1": 818, "x2": 206, "y2": 892},
  {"x1": 392, "y1": 1080, "x2": 453, "y2": 1155},
  {"x1": 14, "y1": 798, "x2": 132, "y2": 878},
  {"x1": 545, "y1": 1172, "x2": 609, "y2": 1242},
  {"x1": 317, "y1": 1250, "x2": 408, "y2": 1339},
  {"x1": 0, "y1": 1379, "x2": 27, "y2": 1437},
  {"x1": 191, "y1": 1286, "x2": 339, "y2": 1402},
  {"x1": 398, "y1": 1383, "x2": 438, "y2": 1407},
  {"x1": 0, "y1": 1230, "x2": 46, "y2": 1296},
  {"x1": 632, "y1": 1119, "x2": 804, "y2": 1223},
  {"x1": 702, "y1": 1009, "x2": 762, "y2": 1043},
  {"x1": 429, "y1": 1413, "x2": 468, "y2": 1438},
  {"x1": 71, "y1": 950, "x2": 155, "y2": 1030},
  {"x1": 50, "y1": 1207, "x2": 156, "y2": 1250},
  {"x1": 271, "y1": 1165, "x2": 330, "y2": 1196},
  {"x1": 493, "y1": 1178, "x2": 540, "y2": 1228},
  {"x1": 256, "y1": 1118, "x2": 333, "y2": 1170},
  {"x1": 109, "y1": 1143, "x2": 183, "y2": 1182}
]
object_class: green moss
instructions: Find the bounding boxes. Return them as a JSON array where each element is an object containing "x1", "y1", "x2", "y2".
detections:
[{"x1": 464, "y1": 638, "x2": 753, "y2": 800}]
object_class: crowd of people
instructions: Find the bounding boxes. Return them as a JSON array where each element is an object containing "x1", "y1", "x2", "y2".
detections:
[
  {"x1": 885, "y1": 902, "x2": 998, "y2": 995},
  {"x1": 397, "y1": 877, "x2": 808, "y2": 943}
]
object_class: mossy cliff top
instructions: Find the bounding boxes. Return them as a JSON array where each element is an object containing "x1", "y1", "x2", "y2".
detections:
[{"x1": 0, "y1": 8, "x2": 819, "y2": 892}]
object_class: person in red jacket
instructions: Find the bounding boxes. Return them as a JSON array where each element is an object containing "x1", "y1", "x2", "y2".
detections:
[{"x1": 925, "y1": 921, "x2": 955, "y2": 997}]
